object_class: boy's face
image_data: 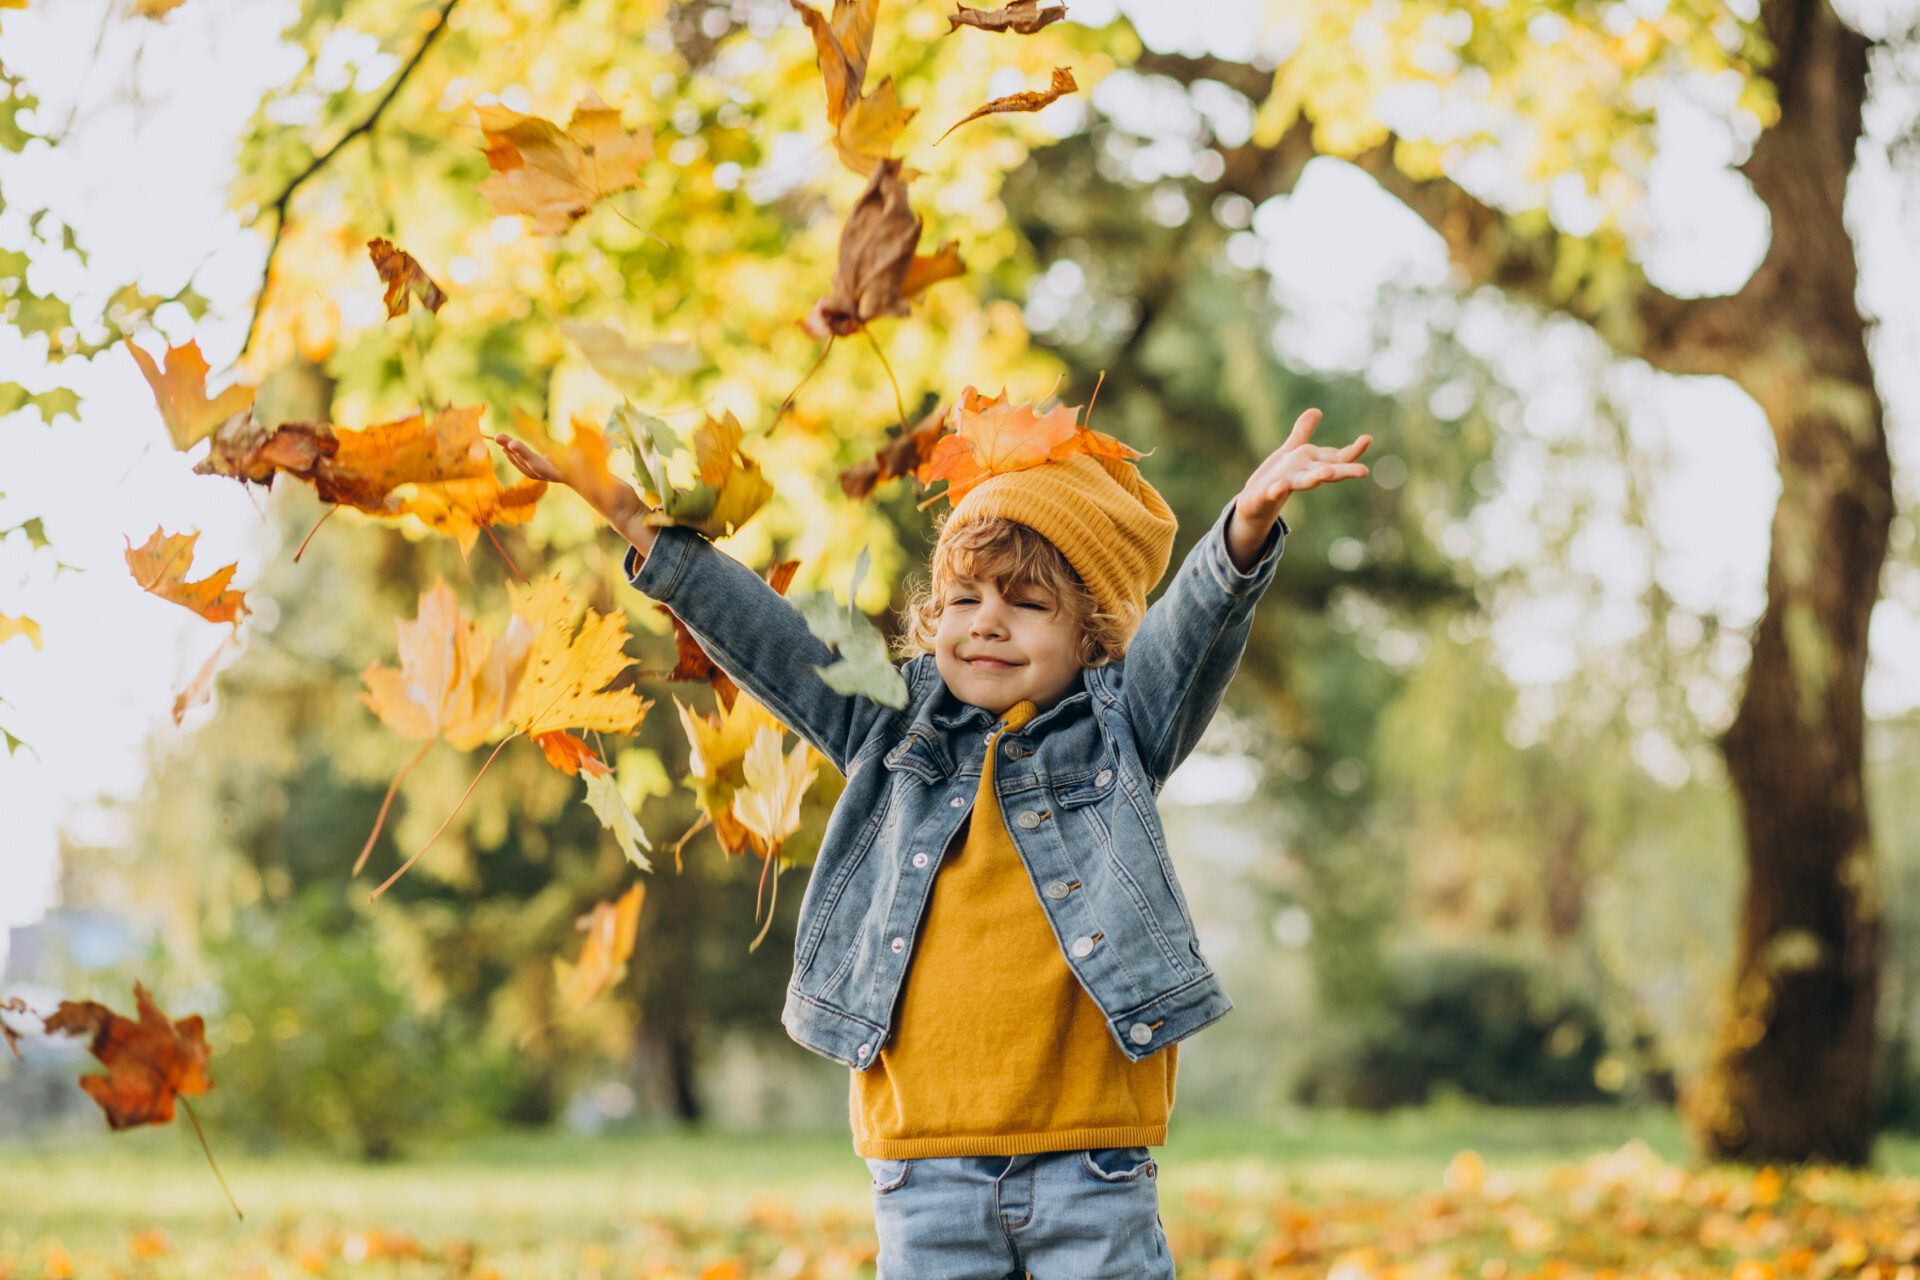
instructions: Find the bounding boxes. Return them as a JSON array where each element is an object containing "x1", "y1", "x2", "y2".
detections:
[{"x1": 933, "y1": 572, "x2": 1084, "y2": 715}]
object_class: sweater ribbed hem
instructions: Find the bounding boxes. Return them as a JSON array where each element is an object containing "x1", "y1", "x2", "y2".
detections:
[{"x1": 852, "y1": 1124, "x2": 1167, "y2": 1159}]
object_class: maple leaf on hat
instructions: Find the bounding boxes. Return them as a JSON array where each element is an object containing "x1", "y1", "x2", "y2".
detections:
[
  {"x1": 914, "y1": 385, "x2": 1078, "y2": 503},
  {"x1": 43, "y1": 983, "x2": 212, "y2": 1130},
  {"x1": 124, "y1": 527, "x2": 248, "y2": 625},
  {"x1": 555, "y1": 884, "x2": 645, "y2": 1010},
  {"x1": 366, "y1": 237, "x2": 447, "y2": 318},
  {"x1": 804, "y1": 159, "x2": 965, "y2": 338},
  {"x1": 477, "y1": 93, "x2": 652, "y2": 234},
  {"x1": 128, "y1": 338, "x2": 255, "y2": 452},
  {"x1": 947, "y1": 0, "x2": 1067, "y2": 33},
  {"x1": 934, "y1": 66, "x2": 1078, "y2": 145}
]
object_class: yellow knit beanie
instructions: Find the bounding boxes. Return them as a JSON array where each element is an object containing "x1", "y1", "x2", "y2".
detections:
[{"x1": 941, "y1": 451, "x2": 1178, "y2": 629}]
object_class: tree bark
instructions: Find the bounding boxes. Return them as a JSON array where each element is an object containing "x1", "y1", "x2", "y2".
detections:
[{"x1": 1145, "y1": 0, "x2": 1892, "y2": 1163}]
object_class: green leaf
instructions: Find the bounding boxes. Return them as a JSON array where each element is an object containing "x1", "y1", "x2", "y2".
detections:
[
  {"x1": 793, "y1": 547, "x2": 908, "y2": 709},
  {"x1": 2, "y1": 516, "x2": 50, "y2": 550},
  {"x1": 582, "y1": 768, "x2": 653, "y2": 871}
]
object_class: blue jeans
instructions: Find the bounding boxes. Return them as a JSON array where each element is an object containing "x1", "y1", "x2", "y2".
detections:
[{"x1": 866, "y1": 1148, "x2": 1175, "y2": 1279}]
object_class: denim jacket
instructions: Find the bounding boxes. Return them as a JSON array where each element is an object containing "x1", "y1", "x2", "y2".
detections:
[{"x1": 624, "y1": 502, "x2": 1285, "y2": 1069}]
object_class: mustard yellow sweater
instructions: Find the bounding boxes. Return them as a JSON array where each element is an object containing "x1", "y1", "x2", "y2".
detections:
[{"x1": 851, "y1": 700, "x2": 1176, "y2": 1158}]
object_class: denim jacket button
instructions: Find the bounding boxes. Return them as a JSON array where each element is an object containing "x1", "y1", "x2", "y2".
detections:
[
  {"x1": 890, "y1": 936, "x2": 905, "y2": 953},
  {"x1": 1004, "y1": 739, "x2": 1024, "y2": 760},
  {"x1": 1095, "y1": 768, "x2": 1113, "y2": 788},
  {"x1": 912, "y1": 852, "x2": 929, "y2": 868},
  {"x1": 1071, "y1": 936, "x2": 1095, "y2": 958},
  {"x1": 1129, "y1": 1022, "x2": 1153, "y2": 1046},
  {"x1": 857, "y1": 1043, "x2": 871, "y2": 1058},
  {"x1": 1016, "y1": 810, "x2": 1043, "y2": 830},
  {"x1": 1044, "y1": 881, "x2": 1070, "y2": 900}
]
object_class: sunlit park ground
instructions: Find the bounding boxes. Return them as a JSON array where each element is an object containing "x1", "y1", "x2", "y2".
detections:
[{"x1": 9, "y1": 1108, "x2": 1920, "y2": 1279}]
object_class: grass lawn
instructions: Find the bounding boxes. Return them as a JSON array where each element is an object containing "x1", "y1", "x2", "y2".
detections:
[{"x1": 4, "y1": 1107, "x2": 1919, "y2": 1278}]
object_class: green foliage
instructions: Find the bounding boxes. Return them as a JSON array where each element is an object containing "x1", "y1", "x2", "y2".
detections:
[
  {"x1": 792, "y1": 546, "x2": 908, "y2": 708},
  {"x1": 200, "y1": 894, "x2": 515, "y2": 1160},
  {"x1": 1292, "y1": 948, "x2": 1616, "y2": 1111}
]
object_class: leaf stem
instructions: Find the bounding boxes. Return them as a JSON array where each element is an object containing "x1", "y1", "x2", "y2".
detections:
[
  {"x1": 354, "y1": 738, "x2": 436, "y2": 876},
  {"x1": 749, "y1": 853, "x2": 780, "y2": 953},
  {"x1": 765, "y1": 336, "x2": 835, "y2": 438},
  {"x1": 181, "y1": 1098, "x2": 243, "y2": 1221},
  {"x1": 370, "y1": 730, "x2": 522, "y2": 901},
  {"x1": 863, "y1": 327, "x2": 909, "y2": 429},
  {"x1": 292, "y1": 504, "x2": 339, "y2": 562},
  {"x1": 483, "y1": 524, "x2": 528, "y2": 583}
]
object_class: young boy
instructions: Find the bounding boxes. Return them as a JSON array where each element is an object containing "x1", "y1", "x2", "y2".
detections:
[{"x1": 499, "y1": 405, "x2": 1370, "y2": 1278}]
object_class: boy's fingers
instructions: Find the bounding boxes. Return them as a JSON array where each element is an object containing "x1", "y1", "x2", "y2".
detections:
[{"x1": 1281, "y1": 407, "x2": 1322, "y2": 451}]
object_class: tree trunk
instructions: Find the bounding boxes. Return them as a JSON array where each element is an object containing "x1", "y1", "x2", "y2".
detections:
[{"x1": 1686, "y1": 0, "x2": 1891, "y2": 1165}]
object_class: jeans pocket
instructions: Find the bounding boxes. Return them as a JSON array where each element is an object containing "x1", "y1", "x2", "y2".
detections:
[
  {"x1": 1078, "y1": 1146, "x2": 1156, "y2": 1183},
  {"x1": 865, "y1": 1156, "x2": 912, "y2": 1195}
]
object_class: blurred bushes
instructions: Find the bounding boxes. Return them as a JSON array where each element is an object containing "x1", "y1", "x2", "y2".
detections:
[
  {"x1": 1293, "y1": 949, "x2": 1616, "y2": 1110},
  {"x1": 200, "y1": 894, "x2": 516, "y2": 1160}
]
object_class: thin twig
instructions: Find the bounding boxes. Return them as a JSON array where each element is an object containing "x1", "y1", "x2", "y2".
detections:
[
  {"x1": 181, "y1": 1098, "x2": 243, "y2": 1222},
  {"x1": 354, "y1": 738, "x2": 435, "y2": 876},
  {"x1": 239, "y1": 0, "x2": 460, "y2": 360},
  {"x1": 292, "y1": 504, "x2": 339, "y2": 562},
  {"x1": 862, "y1": 326, "x2": 908, "y2": 429},
  {"x1": 764, "y1": 336, "x2": 835, "y2": 437},
  {"x1": 483, "y1": 524, "x2": 528, "y2": 583},
  {"x1": 370, "y1": 729, "x2": 520, "y2": 901}
]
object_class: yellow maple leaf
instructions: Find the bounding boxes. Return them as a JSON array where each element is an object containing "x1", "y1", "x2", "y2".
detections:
[
  {"x1": 127, "y1": 339, "x2": 255, "y2": 452},
  {"x1": 359, "y1": 580, "x2": 532, "y2": 751},
  {"x1": 505, "y1": 576, "x2": 650, "y2": 738},
  {"x1": 554, "y1": 883, "x2": 645, "y2": 1010},
  {"x1": 675, "y1": 691, "x2": 786, "y2": 855},
  {"x1": 731, "y1": 725, "x2": 821, "y2": 857},
  {"x1": 477, "y1": 93, "x2": 652, "y2": 234}
]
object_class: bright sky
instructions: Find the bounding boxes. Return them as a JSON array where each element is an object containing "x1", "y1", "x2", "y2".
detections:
[{"x1": 2, "y1": 0, "x2": 1917, "y2": 965}]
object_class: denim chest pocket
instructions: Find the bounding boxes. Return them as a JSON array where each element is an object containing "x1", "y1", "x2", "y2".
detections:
[
  {"x1": 883, "y1": 732, "x2": 950, "y2": 785},
  {"x1": 1051, "y1": 757, "x2": 1120, "y2": 810}
]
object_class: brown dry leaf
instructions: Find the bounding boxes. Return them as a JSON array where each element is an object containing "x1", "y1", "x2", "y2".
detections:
[
  {"x1": 535, "y1": 730, "x2": 607, "y2": 777},
  {"x1": 505, "y1": 575, "x2": 650, "y2": 738},
  {"x1": 935, "y1": 66, "x2": 1077, "y2": 144},
  {"x1": 43, "y1": 983, "x2": 212, "y2": 1130},
  {"x1": 359, "y1": 580, "x2": 534, "y2": 752},
  {"x1": 806, "y1": 159, "x2": 966, "y2": 337},
  {"x1": 914, "y1": 385, "x2": 1082, "y2": 503},
  {"x1": 193, "y1": 412, "x2": 336, "y2": 486},
  {"x1": 366, "y1": 238, "x2": 447, "y2": 318},
  {"x1": 554, "y1": 884, "x2": 645, "y2": 1010},
  {"x1": 839, "y1": 400, "x2": 949, "y2": 499},
  {"x1": 124, "y1": 528, "x2": 248, "y2": 625},
  {"x1": 172, "y1": 627, "x2": 246, "y2": 726},
  {"x1": 127, "y1": 339, "x2": 255, "y2": 452},
  {"x1": 790, "y1": 0, "x2": 879, "y2": 127},
  {"x1": 659, "y1": 560, "x2": 799, "y2": 706},
  {"x1": 947, "y1": 0, "x2": 1066, "y2": 33},
  {"x1": 477, "y1": 93, "x2": 652, "y2": 234}
]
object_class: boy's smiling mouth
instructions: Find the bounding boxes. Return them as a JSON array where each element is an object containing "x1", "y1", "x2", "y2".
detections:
[{"x1": 963, "y1": 654, "x2": 1021, "y2": 669}]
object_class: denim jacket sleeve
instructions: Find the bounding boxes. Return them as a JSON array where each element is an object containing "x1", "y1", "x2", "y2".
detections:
[
  {"x1": 1113, "y1": 500, "x2": 1286, "y2": 787},
  {"x1": 623, "y1": 532, "x2": 905, "y2": 775}
]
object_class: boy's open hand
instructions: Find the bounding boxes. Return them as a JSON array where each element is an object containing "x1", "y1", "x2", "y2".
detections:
[
  {"x1": 1226, "y1": 408, "x2": 1372, "y2": 572},
  {"x1": 495, "y1": 432, "x2": 659, "y2": 558}
]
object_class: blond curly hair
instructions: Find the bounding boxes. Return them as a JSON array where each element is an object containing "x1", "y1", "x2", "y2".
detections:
[{"x1": 896, "y1": 516, "x2": 1133, "y2": 669}]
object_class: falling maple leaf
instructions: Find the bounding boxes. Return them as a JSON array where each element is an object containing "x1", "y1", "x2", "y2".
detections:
[
  {"x1": 366, "y1": 238, "x2": 447, "y2": 318},
  {"x1": 0, "y1": 613, "x2": 43, "y2": 650},
  {"x1": 127, "y1": 339, "x2": 255, "y2": 452},
  {"x1": 789, "y1": 0, "x2": 914, "y2": 175},
  {"x1": 676, "y1": 692, "x2": 787, "y2": 856},
  {"x1": 356, "y1": 580, "x2": 535, "y2": 872},
  {"x1": 394, "y1": 470, "x2": 546, "y2": 558},
  {"x1": 554, "y1": 884, "x2": 645, "y2": 1010},
  {"x1": 42, "y1": 983, "x2": 211, "y2": 1130},
  {"x1": 934, "y1": 66, "x2": 1078, "y2": 145},
  {"x1": 946, "y1": 0, "x2": 1067, "y2": 33},
  {"x1": 193, "y1": 411, "x2": 335, "y2": 486},
  {"x1": 791, "y1": 546, "x2": 908, "y2": 708},
  {"x1": 505, "y1": 575, "x2": 651, "y2": 739},
  {"x1": 582, "y1": 768, "x2": 653, "y2": 870},
  {"x1": 840, "y1": 401, "x2": 949, "y2": 498},
  {"x1": 803, "y1": 159, "x2": 964, "y2": 338},
  {"x1": 124, "y1": 528, "x2": 248, "y2": 625},
  {"x1": 732, "y1": 726, "x2": 821, "y2": 858},
  {"x1": 834, "y1": 76, "x2": 917, "y2": 177},
  {"x1": 914, "y1": 385, "x2": 1080, "y2": 503},
  {"x1": 659, "y1": 559, "x2": 799, "y2": 707},
  {"x1": 562, "y1": 320, "x2": 704, "y2": 386},
  {"x1": 477, "y1": 93, "x2": 652, "y2": 234},
  {"x1": 609, "y1": 405, "x2": 774, "y2": 539},
  {"x1": 312, "y1": 405, "x2": 495, "y2": 513}
]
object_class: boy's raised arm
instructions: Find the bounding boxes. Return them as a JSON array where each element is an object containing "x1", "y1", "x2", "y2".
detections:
[
  {"x1": 496, "y1": 433, "x2": 901, "y2": 774},
  {"x1": 1119, "y1": 410, "x2": 1370, "y2": 784}
]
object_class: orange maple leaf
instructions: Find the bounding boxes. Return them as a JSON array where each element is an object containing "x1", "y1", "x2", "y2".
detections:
[
  {"x1": 124, "y1": 528, "x2": 249, "y2": 625},
  {"x1": 555, "y1": 883, "x2": 646, "y2": 1010},
  {"x1": 913, "y1": 385, "x2": 1081, "y2": 503},
  {"x1": 535, "y1": 730, "x2": 609, "y2": 777},
  {"x1": 314, "y1": 405, "x2": 495, "y2": 513},
  {"x1": 804, "y1": 160, "x2": 965, "y2": 338},
  {"x1": 127, "y1": 339, "x2": 255, "y2": 451},
  {"x1": 395, "y1": 471, "x2": 546, "y2": 557},
  {"x1": 366, "y1": 237, "x2": 447, "y2": 318},
  {"x1": 934, "y1": 67, "x2": 1078, "y2": 145},
  {"x1": 477, "y1": 94, "x2": 652, "y2": 234},
  {"x1": 42, "y1": 983, "x2": 212, "y2": 1130}
]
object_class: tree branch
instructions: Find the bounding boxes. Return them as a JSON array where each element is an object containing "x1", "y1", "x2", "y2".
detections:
[
  {"x1": 1133, "y1": 50, "x2": 1759, "y2": 381},
  {"x1": 240, "y1": 0, "x2": 459, "y2": 359}
]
